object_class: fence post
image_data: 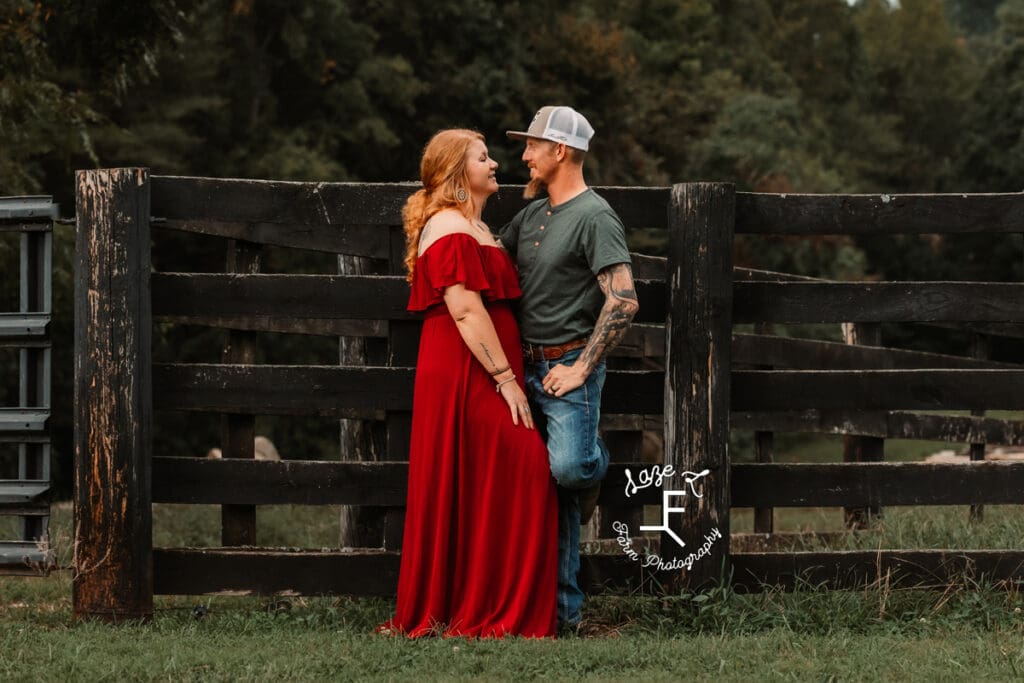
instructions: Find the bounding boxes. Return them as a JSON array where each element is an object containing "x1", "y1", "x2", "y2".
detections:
[
  {"x1": 382, "y1": 224, "x2": 421, "y2": 550},
  {"x1": 752, "y1": 322, "x2": 775, "y2": 534},
  {"x1": 337, "y1": 251, "x2": 389, "y2": 547},
  {"x1": 841, "y1": 322, "x2": 883, "y2": 529},
  {"x1": 220, "y1": 240, "x2": 261, "y2": 546},
  {"x1": 664, "y1": 182, "x2": 734, "y2": 591},
  {"x1": 968, "y1": 331, "x2": 990, "y2": 522},
  {"x1": 73, "y1": 168, "x2": 153, "y2": 622}
]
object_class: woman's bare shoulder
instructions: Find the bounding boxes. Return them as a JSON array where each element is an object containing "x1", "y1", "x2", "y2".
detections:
[{"x1": 418, "y1": 210, "x2": 475, "y2": 255}]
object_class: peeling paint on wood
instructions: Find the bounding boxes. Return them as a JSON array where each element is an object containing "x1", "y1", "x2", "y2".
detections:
[
  {"x1": 664, "y1": 183, "x2": 735, "y2": 591},
  {"x1": 73, "y1": 168, "x2": 153, "y2": 623}
]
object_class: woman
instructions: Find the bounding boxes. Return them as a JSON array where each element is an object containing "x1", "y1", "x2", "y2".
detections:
[{"x1": 377, "y1": 129, "x2": 558, "y2": 638}]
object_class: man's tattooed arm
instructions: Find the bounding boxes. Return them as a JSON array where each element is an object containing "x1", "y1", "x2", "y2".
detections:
[{"x1": 577, "y1": 263, "x2": 640, "y2": 374}]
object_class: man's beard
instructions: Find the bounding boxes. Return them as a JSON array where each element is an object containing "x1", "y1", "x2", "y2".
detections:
[{"x1": 523, "y1": 176, "x2": 547, "y2": 200}]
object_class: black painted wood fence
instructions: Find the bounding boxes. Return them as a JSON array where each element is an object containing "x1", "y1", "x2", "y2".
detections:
[{"x1": 72, "y1": 169, "x2": 1024, "y2": 622}]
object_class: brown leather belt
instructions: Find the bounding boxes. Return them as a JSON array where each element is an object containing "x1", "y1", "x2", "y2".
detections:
[{"x1": 522, "y1": 337, "x2": 587, "y2": 361}]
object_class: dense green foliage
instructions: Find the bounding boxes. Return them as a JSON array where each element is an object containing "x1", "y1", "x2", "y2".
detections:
[
  {"x1": 3, "y1": 0, "x2": 1024, "y2": 482},
  {"x1": 3, "y1": 0, "x2": 1015, "y2": 197}
]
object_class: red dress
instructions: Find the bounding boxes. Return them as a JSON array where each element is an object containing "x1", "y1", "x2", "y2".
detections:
[{"x1": 379, "y1": 232, "x2": 558, "y2": 639}]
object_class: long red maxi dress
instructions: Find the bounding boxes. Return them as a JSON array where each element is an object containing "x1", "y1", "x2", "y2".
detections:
[{"x1": 378, "y1": 231, "x2": 558, "y2": 639}]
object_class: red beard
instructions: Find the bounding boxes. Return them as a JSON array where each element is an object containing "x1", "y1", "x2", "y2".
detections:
[{"x1": 523, "y1": 176, "x2": 546, "y2": 200}]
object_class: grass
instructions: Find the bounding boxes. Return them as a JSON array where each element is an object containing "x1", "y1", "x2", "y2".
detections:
[
  {"x1": 4, "y1": 433, "x2": 1024, "y2": 680},
  {"x1": 4, "y1": 558, "x2": 1024, "y2": 680},
  {"x1": 2, "y1": 515, "x2": 1023, "y2": 680}
]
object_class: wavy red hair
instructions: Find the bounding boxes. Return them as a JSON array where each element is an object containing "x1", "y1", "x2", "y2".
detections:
[{"x1": 403, "y1": 129, "x2": 484, "y2": 282}]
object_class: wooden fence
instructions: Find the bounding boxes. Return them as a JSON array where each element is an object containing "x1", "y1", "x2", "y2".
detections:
[{"x1": 72, "y1": 169, "x2": 1024, "y2": 622}]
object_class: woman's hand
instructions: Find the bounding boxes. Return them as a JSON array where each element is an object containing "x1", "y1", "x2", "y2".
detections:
[{"x1": 496, "y1": 370, "x2": 534, "y2": 429}]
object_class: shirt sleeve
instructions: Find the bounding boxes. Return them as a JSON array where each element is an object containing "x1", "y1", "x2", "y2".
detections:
[{"x1": 581, "y1": 209, "x2": 632, "y2": 276}]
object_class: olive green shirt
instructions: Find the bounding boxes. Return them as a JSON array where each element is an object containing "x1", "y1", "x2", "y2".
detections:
[{"x1": 498, "y1": 188, "x2": 632, "y2": 345}]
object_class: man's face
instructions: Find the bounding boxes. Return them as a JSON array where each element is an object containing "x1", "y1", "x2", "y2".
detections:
[{"x1": 522, "y1": 138, "x2": 560, "y2": 199}]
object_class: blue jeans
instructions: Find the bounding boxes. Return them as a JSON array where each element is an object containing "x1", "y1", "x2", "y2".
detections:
[{"x1": 524, "y1": 347, "x2": 610, "y2": 627}]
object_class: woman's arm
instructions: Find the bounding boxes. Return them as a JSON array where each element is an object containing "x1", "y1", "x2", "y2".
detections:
[{"x1": 443, "y1": 283, "x2": 533, "y2": 429}]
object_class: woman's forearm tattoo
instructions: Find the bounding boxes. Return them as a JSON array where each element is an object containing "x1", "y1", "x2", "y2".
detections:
[{"x1": 480, "y1": 342, "x2": 500, "y2": 373}]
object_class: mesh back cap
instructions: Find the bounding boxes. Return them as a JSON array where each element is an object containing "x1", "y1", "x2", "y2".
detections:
[{"x1": 506, "y1": 106, "x2": 594, "y2": 151}]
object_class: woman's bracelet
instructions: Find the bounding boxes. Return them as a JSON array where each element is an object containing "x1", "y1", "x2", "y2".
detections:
[
  {"x1": 489, "y1": 364, "x2": 511, "y2": 377},
  {"x1": 495, "y1": 374, "x2": 516, "y2": 392}
]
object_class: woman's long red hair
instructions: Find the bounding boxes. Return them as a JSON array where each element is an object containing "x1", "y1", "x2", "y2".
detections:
[{"x1": 403, "y1": 129, "x2": 484, "y2": 282}]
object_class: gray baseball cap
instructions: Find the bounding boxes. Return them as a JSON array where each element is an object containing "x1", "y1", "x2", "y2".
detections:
[{"x1": 506, "y1": 106, "x2": 595, "y2": 151}]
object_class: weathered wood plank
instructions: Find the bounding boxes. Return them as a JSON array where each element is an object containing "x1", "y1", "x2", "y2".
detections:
[
  {"x1": 73, "y1": 168, "x2": 153, "y2": 622},
  {"x1": 735, "y1": 281, "x2": 1024, "y2": 323},
  {"x1": 151, "y1": 273, "x2": 667, "y2": 325},
  {"x1": 153, "y1": 548, "x2": 402, "y2": 596},
  {"x1": 152, "y1": 547, "x2": 651, "y2": 596},
  {"x1": 731, "y1": 550, "x2": 1024, "y2": 591},
  {"x1": 733, "y1": 267, "x2": 822, "y2": 282},
  {"x1": 151, "y1": 176, "x2": 670, "y2": 235},
  {"x1": 152, "y1": 458, "x2": 408, "y2": 506},
  {"x1": 926, "y1": 321, "x2": 1024, "y2": 341},
  {"x1": 732, "y1": 461, "x2": 1024, "y2": 507},
  {"x1": 731, "y1": 410, "x2": 1024, "y2": 445},
  {"x1": 664, "y1": 182, "x2": 734, "y2": 590},
  {"x1": 151, "y1": 458, "x2": 659, "y2": 506},
  {"x1": 737, "y1": 270, "x2": 1024, "y2": 339},
  {"x1": 630, "y1": 253, "x2": 667, "y2": 280},
  {"x1": 151, "y1": 273, "x2": 414, "y2": 321},
  {"x1": 732, "y1": 333, "x2": 1022, "y2": 370},
  {"x1": 732, "y1": 369, "x2": 1024, "y2": 411},
  {"x1": 155, "y1": 315, "x2": 387, "y2": 337},
  {"x1": 160, "y1": 219, "x2": 390, "y2": 258},
  {"x1": 152, "y1": 363, "x2": 664, "y2": 416},
  {"x1": 735, "y1": 192, "x2": 1024, "y2": 235},
  {"x1": 154, "y1": 365, "x2": 414, "y2": 416},
  {"x1": 151, "y1": 177, "x2": 418, "y2": 227},
  {"x1": 600, "y1": 413, "x2": 664, "y2": 432}
]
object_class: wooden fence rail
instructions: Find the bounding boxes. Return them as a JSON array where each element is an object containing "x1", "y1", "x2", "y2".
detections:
[{"x1": 72, "y1": 170, "x2": 1024, "y2": 621}]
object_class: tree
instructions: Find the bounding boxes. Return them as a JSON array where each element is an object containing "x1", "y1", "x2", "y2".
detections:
[
  {"x1": 854, "y1": 0, "x2": 977, "y2": 192},
  {"x1": 960, "y1": 0, "x2": 1024, "y2": 192}
]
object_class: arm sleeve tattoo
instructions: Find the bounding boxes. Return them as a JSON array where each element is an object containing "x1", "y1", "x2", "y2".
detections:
[{"x1": 577, "y1": 263, "x2": 640, "y2": 372}]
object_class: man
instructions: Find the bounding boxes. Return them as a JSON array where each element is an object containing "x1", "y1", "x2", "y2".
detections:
[{"x1": 501, "y1": 106, "x2": 639, "y2": 633}]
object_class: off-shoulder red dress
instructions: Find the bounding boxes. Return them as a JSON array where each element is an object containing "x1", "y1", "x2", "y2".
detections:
[{"x1": 379, "y1": 232, "x2": 558, "y2": 639}]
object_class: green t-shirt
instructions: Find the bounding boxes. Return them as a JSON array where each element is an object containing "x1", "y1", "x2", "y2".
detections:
[{"x1": 498, "y1": 188, "x2": 631, "y2": 345}]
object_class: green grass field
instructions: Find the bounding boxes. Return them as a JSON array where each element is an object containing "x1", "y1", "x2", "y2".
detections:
[{"x1": 4, "y1": 434, "x2": 1024, "y2": 680}]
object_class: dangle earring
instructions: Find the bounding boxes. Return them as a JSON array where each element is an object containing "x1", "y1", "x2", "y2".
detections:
[{"x1": 455, "y1": 187, "x2": 468, "y2": 203}]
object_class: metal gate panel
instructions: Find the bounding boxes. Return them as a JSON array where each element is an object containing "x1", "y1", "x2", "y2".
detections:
[{"x1": 0, "y1": 196, "x2": 56, "y2": 574}]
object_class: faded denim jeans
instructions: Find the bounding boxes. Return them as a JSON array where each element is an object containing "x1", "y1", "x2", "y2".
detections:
[{"x1": 524, "y1": 346, "x2": 610, "y2": 627}]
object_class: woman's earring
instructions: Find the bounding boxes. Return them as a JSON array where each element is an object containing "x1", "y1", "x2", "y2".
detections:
[{"x1": 455, "y1": 187, "x2": 468, "y2": 202}]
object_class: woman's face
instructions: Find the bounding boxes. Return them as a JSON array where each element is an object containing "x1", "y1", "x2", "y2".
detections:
[{"x1": 464, "y1": 139, "x2": 499, "y2": 198}]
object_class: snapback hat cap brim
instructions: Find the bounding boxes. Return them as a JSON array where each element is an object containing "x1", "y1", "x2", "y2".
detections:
[{"x1": 506, "y1": 106, "x2": 593, "y2": 151}]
